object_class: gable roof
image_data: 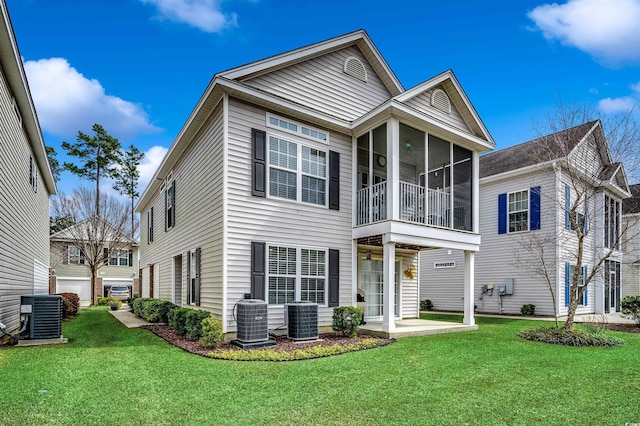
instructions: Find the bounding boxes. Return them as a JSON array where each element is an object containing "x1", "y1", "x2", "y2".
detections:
[
  {"x1": 393, "y1": 70, "x2": 494, "y2": 145},
  {"x1": 480, "y1": 121, "x2": 598, "y2": 178},
  {"x1": 623, "y1": 184, "x2": 640, "y2": 215},
  {"x1": 50, "y1": 217, "x2": 138, "y2": 245},
  {"x1": 219, "y1": 29, "x2": 403, "y2": 97},
  {"x1": 0, "y1": 0, "x2": 56, "y2": 195}
]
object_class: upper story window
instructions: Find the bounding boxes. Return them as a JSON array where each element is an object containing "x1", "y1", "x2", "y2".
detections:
[
  {"x1": 109, "y1": 249, "x2": 130, "y2": 267},
  {"x1": 267, "y1": 113, "x2": 328, "y2": 143},
  {"x1": 29, "y1": 156, "x2": 37, "y2": 192},
  {"x1": 165, "y1": 178, "x2": 175, "y2": 230},
  {"x1": 147, "y1": 207, "x2": 154, "y2": 244},
  {"x1": 604, "y1": 195, "x2": 621, "y2": 250},
  {"x1": 68, "y1": 246, "x2": 84, "y2": 265},
  {"x1": 268, "y1": 135, "x2": 327, "y2": 206},
  {"x1": 508, "y1": 190, "x2": 529, "y2": 232},
  {"x1": 267, "y1": 245, "x2": 327, "y2": 305}
]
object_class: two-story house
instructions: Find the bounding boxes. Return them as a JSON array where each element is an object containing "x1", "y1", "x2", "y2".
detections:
[
  {"x1": 135, "y1": 30, "x2": 495, "y2": 337},
  {"x1": 50, "y1": 221, "x2": 140, "y2": 306},
  {"x1": 622, "y1": 184, "x2": 640, "y2": 298},
  {"x1": 0, "y1": 0, "x2": 57, "y2": 333},
  {"x1": 421, "y1": 120, "x2": 630, "y2": 316}
]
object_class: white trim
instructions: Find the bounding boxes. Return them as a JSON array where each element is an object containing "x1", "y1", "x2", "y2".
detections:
[
  {"x1": 507, "y1": 189, "x2": 530, "y2": 234},
  {"x1": 266, "y1": 112, "x2": 329, "y2": 144},
  {"x1": 222, "y1": 93, "x2": 229, "y2": 333}
]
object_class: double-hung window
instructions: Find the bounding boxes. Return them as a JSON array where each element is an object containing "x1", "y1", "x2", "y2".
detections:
[
  {"x1": 109, "y1": 249, "x2": 129, "y2": 266},
  {"x1": 68, "y1": 246, "x2": 83, "y2": 265},
  {"x1": 267, "y1": 245, "x2": 327, "y2": 305},
  {"x1": 568, "y1": 264, "x2": 587, "y2": 306},
  {"x1": 268, "y1": 135, "x2": 327, "y2": 206},
  {"x1": 508, "y1": 190, "x2": 529, "y2": 232}
]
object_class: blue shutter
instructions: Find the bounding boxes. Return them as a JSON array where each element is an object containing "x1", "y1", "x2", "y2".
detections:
[
  {"x1": 530, "y1": 186, "x2": 541, "y2": 230},
  {"x1": 583, "y1": 266, "x2": 588, "y2": 305},
  {"x1": 565, "y1": 263, "x2": 570, "y2": 307},
  {"x1": 565, "y1": 185, "x2": 571, "y2": 229},
  {"x1": 498, "y1": 193, "x2": 507, "y2": 234}
]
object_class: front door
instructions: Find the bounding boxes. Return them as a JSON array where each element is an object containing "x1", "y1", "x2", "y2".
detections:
[
  {"x1": 359, "y1": 258, "x2": 399, "y2": 320},
  {"x1": 605, "y1": 261, "x2": 621, "y2": 313}
]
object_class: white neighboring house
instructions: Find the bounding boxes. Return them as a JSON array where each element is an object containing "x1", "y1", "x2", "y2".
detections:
[
  {"x1": 622, "y1": 184, "x2": 640, "y2": 298},
  {"x1": 50, "y1": 222, "x2": 140, "y2": 306},
  {"x1": 135, "y1": 30, "x2": 495, "y2": 338},
  {"x1": 421, "y1": 121, "x2": 630, "y2": 316},
  {"x1": 0, "y1": 0, "x2": 57, "y2": 333}
]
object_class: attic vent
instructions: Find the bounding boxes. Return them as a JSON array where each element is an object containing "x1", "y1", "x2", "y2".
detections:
[
  {"x1": 431, "y1": 89, "x2": 451, "y2": 114},
  {"x1": 343, "y1": 56, "x2": 367, "y2": 82}
]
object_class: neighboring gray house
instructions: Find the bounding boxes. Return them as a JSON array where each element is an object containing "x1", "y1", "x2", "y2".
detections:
[
  {"x1": 622, "y1": 184, "x2": 640, "y2": 298},
  {"x1": 135, "y1": 30, "x2": 495, "y2": 337},
  {"x1": 0, "y1": 0, "x2": 57, "y2": 333},
  {"x1": 421, "y1": 121, "x2": 630, "y2": 316}
]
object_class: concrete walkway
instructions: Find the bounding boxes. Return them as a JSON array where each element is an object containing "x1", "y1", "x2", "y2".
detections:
[{"x1": 109, "y1": 308, "x2": 151, "y2": 328}]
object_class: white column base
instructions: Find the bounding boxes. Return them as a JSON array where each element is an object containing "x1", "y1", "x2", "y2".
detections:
[
  {"x1": 382, "y1": 241, "x2": 396, "y2": 332},
  {"x1": 463, "y1": 250, "x2": 475, "y2": 326}
]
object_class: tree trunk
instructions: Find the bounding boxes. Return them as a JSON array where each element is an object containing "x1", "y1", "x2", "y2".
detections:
[
  {"x1": 564, "y1": 287, "x2": 579, "y2": 330},
  {"x1": 131, "y1": 196, "x2": 134, "y2": 238},
  {"x1": 95, "y1": 161, "x2": 100, "y2": 217},
  {"x1": 91, "y1": 268, "x2": 97, "y2": 306}
]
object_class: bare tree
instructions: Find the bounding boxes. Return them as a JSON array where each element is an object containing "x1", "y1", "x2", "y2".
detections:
[
  {"x1": 516, "y1": 101, "x2": 640, "y2": 330},
  {"x1": 50, "y1": 187, "x2": 134, "y2": 304}
]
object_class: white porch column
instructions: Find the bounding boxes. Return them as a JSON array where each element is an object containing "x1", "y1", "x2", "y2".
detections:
[
  {"x1": 594, "y1": 280, "x2": 605, "y2": 315},
  {"x1": 463, "y1": 250, "x2": 475, "y2": 326},
  {"x1": 472, "y1": 151, "x2": 480, "y2": 233},
  {"x1": 387, "y1": 118, "x2": 400, "y2": 221},
  {"x1": 382, "y1": 241, "x2": 396, "y2": 332}
]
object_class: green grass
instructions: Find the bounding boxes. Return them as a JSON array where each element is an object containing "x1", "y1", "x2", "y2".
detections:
[{"x1": 1, "y1": 308, "x2": 639, "y2": 425}]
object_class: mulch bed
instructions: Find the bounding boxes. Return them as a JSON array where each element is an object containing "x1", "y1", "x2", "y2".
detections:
[
  {"x1": 142, "y1": 324, "x2": 393, "y2": 358},
  {"x1": 596, "y1": 323, "x2": 640, "y2": 334}
]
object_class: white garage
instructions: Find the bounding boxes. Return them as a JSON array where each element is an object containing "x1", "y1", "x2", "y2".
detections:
[{"x1": 56, "y1": 277, "x2": 91, "y2": 306}]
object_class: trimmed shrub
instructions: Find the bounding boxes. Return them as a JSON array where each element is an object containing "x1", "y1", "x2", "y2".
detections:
[
  {"x1": 98, "y1": 297, "x2": 121, "y2": 306},
  {"x1": 332, "y1": 306, "x2": 363, "y2": 337},
  {"x1": 131, "y1": 297, "x2": 152, "y2": 318},
  {"x1": 143, "y1": 299, "x2": 176, "y2": 323},
  {"x1": 200, "y1": 317, "x2": 224, "y2": 348},
  {"x1": 621, "y1": 296, "x2": 640, "y2": 326},
  {"x1": 126, "y1": 294, "x2": 139, "y2": 309},
  {"x1": 518, "y1": 326, "x2": 624, "y2": 347},
  {"x1": 420, "y1": 299, "x2": 433, "y2": 311},
  {"x1": 58, "y1": 292, "x2": 79, "y2": 318},
  {"x1": 168, "y1": 307, "x2": 191, "y2": 336},
  {"x1": 520, "y1": 304, "x2": 536, "y2": 316},
  {"x1": 185, "y1": 309, "x2": 211, "y2": 340}
]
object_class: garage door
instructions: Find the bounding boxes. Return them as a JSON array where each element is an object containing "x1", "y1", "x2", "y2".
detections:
[{"x1": 56, "y1": 278, "x2": 91, "y2": 305}]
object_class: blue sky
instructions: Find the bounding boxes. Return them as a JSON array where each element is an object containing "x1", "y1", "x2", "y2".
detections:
[{"x1": 7, "y1": 0, "x2": 640, "y2": 196}]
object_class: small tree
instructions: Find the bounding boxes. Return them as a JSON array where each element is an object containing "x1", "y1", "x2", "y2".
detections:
[
  {"x1": 112, "y1": 144, "x2": 144, "y2": 238},
  {"x1": 45, "y1": 145, "x2": 63, "y2": 183},
  {"x1": 62, "y1": 124, "x2": 122, "y2": 217},
  {"x1": 51, "y1": 188, "x2": 133, "y2": 305}
]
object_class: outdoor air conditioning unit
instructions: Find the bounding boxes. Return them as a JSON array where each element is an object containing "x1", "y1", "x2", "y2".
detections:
[
  {"x1": 286, "y1": 301, "x2": 318, "y2": 341},
  {"x1": 20, "y1": 295, "x2": 63, "y2": 340},
  {"x1": 236, "y1": 299, "x2": 269, "y2": 343}
]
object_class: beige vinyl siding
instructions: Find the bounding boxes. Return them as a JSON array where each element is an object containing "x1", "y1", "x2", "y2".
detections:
[
  {"x1": 402, "y1": 85, "x2": 472, "y2": 134},
  {"x1": 242, "y1": 46, "x2": 392, "y2": 121},
  {"x1": 399, "y1": 252, "x2": 419, "y2": 318},
  {"x1": 419, "y1": 249, "x2": 465, "y2": 312},
  {"x1": 0, "y1": 66, "x2": 50, "y2": 331},
  {"x1": 226, "y1": 97, "x2": 353, "y2": 332},
  {"x1": 50, "y1": 242, "x2": 139, "y2": 279},
  {"x1": 138, "y1": 102, "x2": 225, "y2": 316},
  {"x1": 141, "y1": 266, "x2": 150, "y2": 298}
]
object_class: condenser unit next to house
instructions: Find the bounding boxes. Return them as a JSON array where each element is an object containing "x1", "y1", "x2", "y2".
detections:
[
  {"x1": 20, "y1": 295, "x2": 63, "y2": 340},
  {"x1": 236, "y1": 299, "x2": 269, "y2": 343},
  {"x1": 286, "y1": 301, "x2": 319, "y2": 341}
]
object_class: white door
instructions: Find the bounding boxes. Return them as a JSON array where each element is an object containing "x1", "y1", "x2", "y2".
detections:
[{"x1": 359, "y1": 258, "x2": 399, "y2": 320}]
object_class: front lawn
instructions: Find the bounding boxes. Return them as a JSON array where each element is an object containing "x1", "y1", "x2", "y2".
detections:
[{"x1": 1, "y1": 308, "x2": 639, "y2": 425}]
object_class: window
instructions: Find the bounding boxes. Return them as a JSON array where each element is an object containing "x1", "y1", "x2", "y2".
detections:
[
  {"x1": 68, "y1": 246, "x2": 83, "y2": 265},
  {"x1": 266, "y1": 113, "x2": 328, "y2": 143},
  {"x1": 147, "y1": 207, "x2": 154, "y2": 244},
  {"x1": 166, "y1": 180, "x2": 175, "y2": 229},
  {"x1": 267, "y1": 245, "x2": 327, "y2": 305},
  {"x1": 604, "y1": 195, "x2": 621, "y2": 249},
  {"x1": 568, "y1": 264, "x2": 587, "y2": 306},
  {"x1": 268, "y1": 136, "x2": 327, "y2": 206},
  {"x1": 29, "y1": 155, "x2": 37, "y2": 192},
  {"x1": 508, "y1": 190, "x2": 529, "y2": 232},
  {"x1": 109, "y1": 249, "x2": 130, "y2": 266}
]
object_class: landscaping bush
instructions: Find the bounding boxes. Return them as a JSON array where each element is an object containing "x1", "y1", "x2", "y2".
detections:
[
  {"x1": 420, "y1": 299, "x2": 433, "y2": 311},
  {"x1": 143, "y1": 299, "x2": 176, "y2": 323},
  {"x1": 520, "y1": 304, "x2": 536, "y2": 316},
  {"x1": 97, "y1": 297, "x2": 121, "y2": 306},
  {"x1": 518, "y1": 326, "x2": 624, "y2": 347},
  {"x1": 58, "y1": 292, "x2": 79, "y2": 318},
  {"x1": 185, "y1": 309, "x2": 211, "y2": 340},
  {"x1": 200, "y1": 317, "x2": 224, "y2": 348},
  {"x1": 332, "y1": 306, "x2": 363, "y2": 337},
  {"x1": 126, "y1": 293, "x2": 139, "y2": 309},
  {"x1": 168, "y1": 307, "x2": 191, "y2": 336},
  {"x1": 109, "y1": 300, "x2": 122, "y2": 310},
  {"x1": 131, "y1": 297, "x2": 152, "y2": 318},
  {"x1": 621, "y1": 296, "x2": 640, "y2": 326}
]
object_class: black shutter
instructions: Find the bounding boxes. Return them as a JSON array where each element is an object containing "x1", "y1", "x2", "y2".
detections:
[
  {"x1": 329, "y1": 151, "x2": 340, "y2": 210},
  {"x1": 80, "y1": 248, "x2": 85, "y2": 265},
  {"x1": 171, "y1": 180, "x2": 176, "y2": 227},
  {"x1": 328, "y1": 249, "x2": 339, "y2": 307},
  {"x1": 187, "y1": 250, "x2": 191, "y2": 304},
  {"x1": 251, "y1": 242, "x2": 266, "y2": 301},
  {"x1": 252, "y1": 129, "x2": 267, "y2": 197},
  {"x1": 103, "y1": 248, "x2": 109, "y2": 265},
  {"x1": 62, "y1": 245, "x2": 68, "y2": 265},
  {"x1": 194, "y1": 247, "x2": 201, "y2": 306},
  {"x1": 128, "y1": 250, "x2": 133, "y2": 267},
  {"x1": 164, "y1": 187, "x2": 168, "y2": 231}
]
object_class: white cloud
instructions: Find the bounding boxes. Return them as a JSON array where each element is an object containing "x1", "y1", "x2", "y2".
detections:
[
  {"x1": 141, "y1": 0, "x2": 237, "y2": 33},
  {"x1": 138, "y1": 145, "x2": 169, "y2": 193},
  {"x1": 598, "y1": 96, "x2": 637, "y2": 114},
  {"x1": 528, "y1": 0, "x2": 640, "y2": 66},
  {"x1": 24, "y1": 57, "x2": 160, "y2": 139}
]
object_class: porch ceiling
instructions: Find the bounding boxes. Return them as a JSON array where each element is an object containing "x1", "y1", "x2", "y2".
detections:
[{"x1": 357, "y1": 235, "x2": 428, "y2": 251}]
